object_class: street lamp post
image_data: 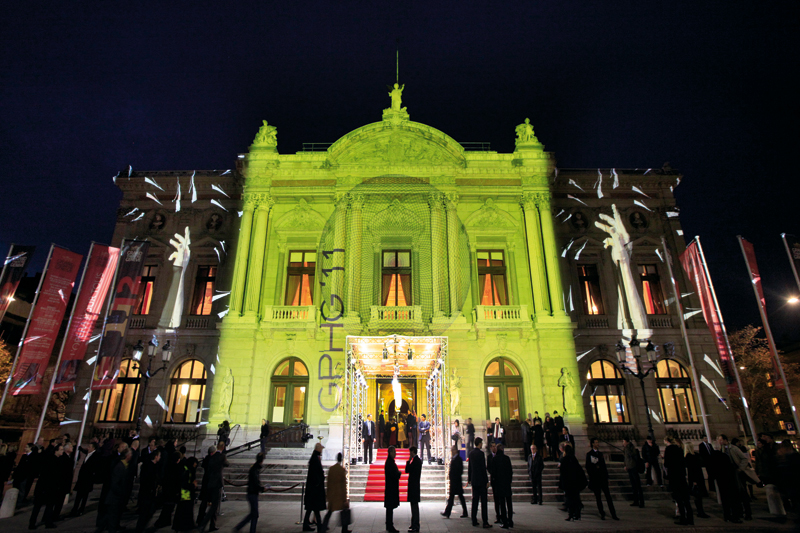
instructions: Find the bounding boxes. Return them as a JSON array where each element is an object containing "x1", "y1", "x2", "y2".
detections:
[
  {"x1": 616, "y1": 335, "x2": 659, "y2": 442},
  {"x1": 132, "y1": 336, "x2": 174, "y2": 434}
]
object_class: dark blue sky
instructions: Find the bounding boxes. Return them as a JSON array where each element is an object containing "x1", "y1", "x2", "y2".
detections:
[{"x1": 1, "y1": 1, "x2": 798, "y2": 338}]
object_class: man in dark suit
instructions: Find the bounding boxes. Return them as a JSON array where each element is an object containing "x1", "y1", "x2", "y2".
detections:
[
  {"x1": 521, "y1": 417, "x2": 531, "y2": 461},
  {"x1": 13, "y1": 443, "x2": 35, "y2": 507},
  {"x1": 29, "y1": 443, "x2": 62, "y2": 529},
  {"x1": 490, "y1": 418, "x2": 504, "y2": 446},
  {"x1": 586, "y1": 438, "x2": 618, "y2": 520},
  {"x1": 379, "y1": 410, "x2": 386, "y2": 448},
  {"x1": 553, "y1": 411, "x2": 564, "y2": 435},
  {"x1": 466, "y1": 418, "x2": 475, "y2": 455},
  {"x1": 198, "y1": 442, "x2": 229, "y2": 533},
  {"x1": 698, "y1": 436, "x2": 714, "y2": 492},
  {"x1": 487, "y1": 443, "x2": 501, "y2": 524},
  {"x1": 442, "y1": 445, "x2": 468, "y2": 518},
  {"x1": 99, "y1": 447, "x2": 132, "y2": 533},
  {"x1": 362, "y1": 413, "x2": 376, "y2": 464},
  {"x1": 491, "y1": 445, "x2": 514, "y2": 529},
  {"x1": 70, "y1": 441, "x2": 99, "y2": 516},
  {"x1": 384, "y1": 446, "x2": 401, "y2": 533},
  {"x1": 418, "y1": 414, "x2": 432, "y2": 464},
  {"x1": 561, "y1": 427, "x2": 575, "y2": 450},
  {"x1": 468, "y1": 438, "x2": 491, "y2": 528},
  {"x1": 405, "y1": 446, "x2": 423, "y2": 532},
  {"x1": 406, "y1": 411, "x2": 417, "y2": 450},
  {"x1": 135, "y1": 449, "x2": 161, "y2": 533},
  {"x1": 528, "y1": 444, "x2": 544, "y2": 505},
  {"x1": 642, "y1": 436, "x2": 662, "y2": 486}
]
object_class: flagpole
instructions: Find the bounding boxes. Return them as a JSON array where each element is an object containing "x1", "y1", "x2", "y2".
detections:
[
  {"x1": 695, "y1": 237, "x2": 757, "y2": 442},
  {"x1": 0, "y1": 244, "x2": 55, "y2": 414},
  {"x1": 781, "y1": 234, "x2": 800, "y2": 293},
  {"x1": 662, "y1": 237, "x2": 711, "y2": 440},
  {"x1": 0, "y1": 245, "x2": 14, "y2": 324},
  {"x1": 74, "y1": 240, "x2": 125, "y2": 463},
  {"x1": 737, "y1": 236, "x2": 800, "y2": 434},
  {"x1": 34, "y1": 243, "x2": 95, "y2": 442}
]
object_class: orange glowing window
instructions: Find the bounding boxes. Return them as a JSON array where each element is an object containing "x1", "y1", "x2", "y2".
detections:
[
  {"x1": 382, "y1": 251, "x2": 412, "y2": 306},
  {"x1": 191, "y1": 266, "x2": 217, "y2": 315},
  {"x1": 639, "y1": 264, "x2": 666, "y2": 314},
  {"x1": 477, "y1": 250, "x2": 508, "y2": 306},
  {"x1": 134, "y1": 265, "x2": 157, "y2": 315},
  {"x1": 285, "y1": 251, "x2": 316, "y2": 306}
]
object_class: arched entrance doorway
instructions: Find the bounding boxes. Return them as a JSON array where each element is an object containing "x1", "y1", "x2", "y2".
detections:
[{"x1": 484, "y1": 356, "x2": 524, "y2": 447}]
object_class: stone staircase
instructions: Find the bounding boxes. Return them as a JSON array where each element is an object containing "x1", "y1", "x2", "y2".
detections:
[{"x1": 213, "y1": 447, "x2": 671, "y2": 503}]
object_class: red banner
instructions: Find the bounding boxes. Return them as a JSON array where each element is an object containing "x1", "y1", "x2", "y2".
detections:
[
  {"x1": 92, "y1": 241, "x2": 149, "y2": 390},
  {"x1": 53, "y1": 244, "x2": 119, "y2": 393},
  {"x1": 11, "y1": 246, "x2": 83, "y2": 396},
  {"x1": 739, "y1": 237, "x2": 784, "y2": 389},
  {"x1": 0, "y1": 245, "x2": 35, "y2": 324},
  {"x1": 679, "y1": 242, "x2": 739, "y2": 394}
]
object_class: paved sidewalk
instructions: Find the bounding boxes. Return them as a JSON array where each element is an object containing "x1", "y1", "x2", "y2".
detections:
[{"x1": 4, "y1": 490, "x2": 799, "y2": 532}]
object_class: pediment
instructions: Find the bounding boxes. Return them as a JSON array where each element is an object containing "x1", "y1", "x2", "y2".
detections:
[
  {"x1": 327, "y1": 121, "x2": 465, "y2": 168},
  {"x1": 368, "y1": 199, "x2": 426, "y2": 237},
  {"x1": 274, "y1": 199, "x2": 326, "y2": 231},
  {"x1": 464, "y1": 199, "x2": 517, "y2": 230}
]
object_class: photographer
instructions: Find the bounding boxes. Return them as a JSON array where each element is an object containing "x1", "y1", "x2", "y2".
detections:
[{"x1": 217, "y1": 420, "x2": 231, "y2": 447}]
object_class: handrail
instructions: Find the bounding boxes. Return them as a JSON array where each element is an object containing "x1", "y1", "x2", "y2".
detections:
[
  {"x1": 596, "y1": 437, "x2": 624, "y2": 453},
  {"x1": 225, "y1": 423, "x2": 309, "y2": 457}
]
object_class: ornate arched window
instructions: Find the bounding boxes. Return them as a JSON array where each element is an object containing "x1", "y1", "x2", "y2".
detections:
[
  {"x1": 656, "y1": 359, "x2": 698, "y2": 423},
  {"x1": 166, "y1": 359, "x2": 207, "y2": 424},
  {"x1": 96, "y1": 358, "x2": 141, "y2": 422},
  {"x1": 587, "y1": 360, "x2": 630, "y2": 424},
  {"x1": 269, "y1": 358, "x2": 309, "y2": 426},
  {"x1": 484, "y1": 357, "x2": 523, "y2": 423}
]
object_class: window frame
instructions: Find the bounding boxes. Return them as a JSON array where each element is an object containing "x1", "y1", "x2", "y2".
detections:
[
  {"x1": 165, "y1": 359, "x2": 208, "y2": 425},
  {"x1": 284, "y1": 250, "x2": 317, "y2": 306},
  {"x1": 96, "y1": 358, "x2": 141, "y2": 423},
  {"x1": 477, "y1": 250, "x2": 510, "y2": 306},
  {"x1": 587, "y1": 359, "x2": 630, "y2": 425},
  {"x1": 655, "y1": 359, "x2": 699, "y2": 424},
  {"x1": 576, "y1": 263, "x2": 605, "y2": 315},
  {"x1": 639, "y1": 263, "x2": 667, "y2": 315},
  {"x1": 269, "y1": 357, "x2": 310, "y2": 426},
  {"x1": 381, "y1": 250, "x2": 413, "y2": 307},
  {"x1": 133, "y1": 265, "x2": 158, "y2": 316},
  {"x1": 190, "y1": 265, "x2": 217, "y2": 316},
  {"x1": 483, "y1": 356, "x2": 524, "y2": 424}
]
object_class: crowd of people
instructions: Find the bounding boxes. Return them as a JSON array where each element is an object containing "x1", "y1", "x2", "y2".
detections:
[
  {"x1": 4, "y1": 422, "x2": 800, "y2": 532},
  {"x1": 0, "y1": 429, "x2": 237, "y2": 533}
]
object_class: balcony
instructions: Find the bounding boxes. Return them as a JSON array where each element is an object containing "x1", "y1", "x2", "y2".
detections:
[
  {"x1": 185, "y1": 316, "x2": 211, "y2": 329},
  {"x1": 369, "y1": 305, "x2": 424, "y2": 330},
  {"x1": 648, "y1": 315, "x2": 673, "y2": 328},
  {"x1": 262, "y1": 305, "x2": 317, "y2": 329},
  {"x1": 129, "y1": 316, "x2": 147, "y2": 329},
  {"x1": 473, "y1": 305, "x2": 531, "y2": 328},
  {"x1": 580, "y1": 316, "x2": 610, "y2": 329}
]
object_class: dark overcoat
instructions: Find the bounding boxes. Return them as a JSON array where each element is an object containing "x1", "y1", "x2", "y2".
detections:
[
  {"x1": 304, "y1": 450, "x2": 327, "y2": 511},
  {"x1": 384, "y1": 457, "x2": 400, "y2": 509},
  {"x1": 405, "y1": 455, "x2": 422, "y2": 503},
  {"x1": 448, "y1": 454, "x2": 465, "y2": 495}
]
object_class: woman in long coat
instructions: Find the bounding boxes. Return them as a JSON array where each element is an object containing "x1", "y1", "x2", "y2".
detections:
[
  {"x1": 321, "y1": 453, "x2": 350, "y2": 533},
  {"x1": 684, "y1": 441, "x2": 709, "y2": 518},
  {"x1": 388, "y1": 418, "x2": 398, "y2": 447},
  {"x1": 558, "y1": 443, "x2": 587, "y2": 521},
  {"x1": 384, "y1": 446, "x2": 401, "y2": 533},
  {"x1": 664, "y1": 437, "x2": 693, "y2": 525},
  {"x1": 544, "y1": 415, "x2": 557, "y2": 460},
  {"x1": 398, "y1": 416, "x2": 407, "y2": 449},
  {"x1": 172, "y1": 457, "x2": 198, "y2": 532},
  {"x1": 303, "y1": 443, "x2": 327, "y2": 531}
]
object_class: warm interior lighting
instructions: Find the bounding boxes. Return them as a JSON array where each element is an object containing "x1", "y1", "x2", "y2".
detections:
[
  {"x1": 181, "y1": 384, "x2": 189, "y2": 396},
  {"x1": 789, "y1": 296, "x2": 799, "y2": 304},
  {"x1": 487, "y1": 387, "x2": 494, "y2": 393}
]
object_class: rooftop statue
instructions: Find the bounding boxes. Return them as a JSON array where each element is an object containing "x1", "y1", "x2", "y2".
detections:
[
  {"x1": 388, "y1": 83, "x2": 405, "y2": 111},
  {"x1": 253, "y1": 119, "x2": 277, "y2": 146},
  {"x1": 515, "y1": 117, "x2": 538, "y2": 145}
]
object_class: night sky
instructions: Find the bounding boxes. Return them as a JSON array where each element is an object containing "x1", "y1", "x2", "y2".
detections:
[{"x1": 2, "y1": 2, "x2": 798, "y2": 339}]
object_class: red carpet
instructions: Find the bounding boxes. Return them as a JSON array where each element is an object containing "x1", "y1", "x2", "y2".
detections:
[{"x1": 363, "y1": 448, "x2": 411, "y2": 502}]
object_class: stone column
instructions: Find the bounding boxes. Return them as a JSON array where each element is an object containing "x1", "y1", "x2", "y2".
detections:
[
  {"x1": 245, "y1": 196, "x2": 273, "y2": 315},
  {"x1": 331, "y1": 195, "x2": 347, "y2": 315},
  {"x1": 469, "y1": 241, "x2": 480, "y2": 307},
  {"x1": 521, "y1": 194, "x2": 551, "y2": 315},
  {"x1": 537, "y1": 192, "x2": 566, "y2": 315},
  {"x1": 229, "y1": 196, "x2": 256, "y2": 314},
  {"x1": 346, "y1": 194, "x2": 363, "y2": 315},
  {"x1": 445, "y1": 193, "x2": 461, "y2": 317},
  {"x1": 506, "y1": 242, "x2": 519, "y2": 306},
  {"x1": 428, "y1": 193, "x2": 446, "y2": 316}
]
